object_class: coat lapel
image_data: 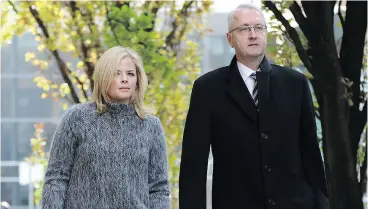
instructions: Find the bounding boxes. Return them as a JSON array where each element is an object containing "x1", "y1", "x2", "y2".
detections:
[
  {"x1": 226, "y1": 56, "x2": 273, "y2": 122},
  {"x1": 257, "y1": 56, "x2": 272, "y2": 108},
  {"x1": 257, "y1": 57, "x2": 273, "y2": 131},
  {"x1": 226, "y1": 56, "x2": 257, "y2": 121}
]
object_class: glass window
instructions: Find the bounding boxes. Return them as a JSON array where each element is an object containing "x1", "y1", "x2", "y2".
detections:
[
  {"x1": 1, "y1": 182, "x2": 29, "y2": 206},
  {"x1": 1, "y1": 165, "x2": 18, "y2": 177},
  {"x1": 1, "y1": 77, "x2": 61, "y2": 118},
  {"x1": 208, "y1": 36, "x2": 224, "y2": 56},
  {"x1": 1, "y1": 122, "x2": 57, "y2": 161}
]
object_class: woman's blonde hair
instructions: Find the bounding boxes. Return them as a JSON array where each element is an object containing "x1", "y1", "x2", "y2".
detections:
[{"x1": 92, "y1": 46, "x2": 152, "y2": 119}]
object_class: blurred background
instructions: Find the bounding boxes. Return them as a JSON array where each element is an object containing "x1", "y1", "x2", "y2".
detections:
[{"x1": 0, "y1": 0, "x2": 367, "y2": 209}]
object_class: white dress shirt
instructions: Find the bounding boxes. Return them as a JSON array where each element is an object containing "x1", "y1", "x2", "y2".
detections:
[{"x1": 237, "y1": 61, "x2": 259, "y2": 95}]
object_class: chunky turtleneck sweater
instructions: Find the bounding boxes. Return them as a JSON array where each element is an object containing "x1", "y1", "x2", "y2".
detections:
[{"x1": 42, "y1": 102, "x2": 171, "y2": 209}]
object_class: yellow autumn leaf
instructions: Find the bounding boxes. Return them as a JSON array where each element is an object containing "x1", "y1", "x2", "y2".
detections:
[
  {"x1": 89, "y1": 51, "x2": 97, "y2": 60},
  {"x1": 59, "y1": 10, "x2": 65, "y2": 18},
  {"x1": 79, "y1": 74, "x2": 87, "y2": 83},
  {"x1": 40, "y1": 61, "x2": 48, "y2": 69},
  {"x1": 42, "y1": 84, "x2": 50, "y2": 91},
  {"x1": 83, "y1": 84, "x2": 89, "y2": 91},
  {"x1": 37, "y1": 44, "x2": 45, "y2": 51},
  {"x1": 59, "y1": 83, "x2": 71, "y2": 96},
  {"x1": 35, "y1": 36, "x2": 41, "y2": 42},
  {"x1": 76, "y1": 61, "x2": 84, "y2": 69},
  {"x1": 41, "y1": 93, "x2": 47, "y2": 99},
  {"x1": 62, "y1": 103, "x2": 69, "y2": 110},
  {"x1": 66, "y1": 44, "x2": 75, "y2": 51},
  {"x1": 25, "y1": 52, "x2": 36, "y2": 62},
  {"x1": 32, "y1": 59, "x2": 40, "y2": 66}
]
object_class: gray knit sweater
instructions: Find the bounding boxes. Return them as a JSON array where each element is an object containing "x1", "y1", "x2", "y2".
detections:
[{"x1": 42, "y1": 102, "x2": 171, "y2": 209}]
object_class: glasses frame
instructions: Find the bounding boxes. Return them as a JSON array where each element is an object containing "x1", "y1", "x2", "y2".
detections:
[{"x1": 229, "y1": 25, "x2": 267, "y2": 34}]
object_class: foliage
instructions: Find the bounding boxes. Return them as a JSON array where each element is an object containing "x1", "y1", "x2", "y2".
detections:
[
  {"x1": 24, "y1": 123, "x2": 49, "y2": 205},
  {"x1": 2, "y1": 1, "x2": 212, "y2": 208}
]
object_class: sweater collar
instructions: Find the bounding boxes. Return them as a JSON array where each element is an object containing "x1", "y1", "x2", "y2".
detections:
[{"x1": 106, "y1": 102, "x2": 136, "y2": 116}]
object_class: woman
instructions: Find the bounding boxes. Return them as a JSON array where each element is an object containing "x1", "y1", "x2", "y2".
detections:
[{"x1": 42, "y1": 46, "x2": 171, "y2": 209}]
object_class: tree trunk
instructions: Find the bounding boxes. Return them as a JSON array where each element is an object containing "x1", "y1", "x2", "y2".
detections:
[
  {"x1": 339, "y1": 1, "x2": 367, "y2": 177},
  {"x1": 304, "y1": 2, "x2": 363, "y2": 208},
  {"x1": 264, "y1": 0, "x2": 367, "y2": 207}
]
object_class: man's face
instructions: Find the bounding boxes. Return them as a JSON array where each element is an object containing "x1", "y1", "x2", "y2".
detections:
[{"x1": 227, "y1": 8, "x2": 267, "y2": 60}]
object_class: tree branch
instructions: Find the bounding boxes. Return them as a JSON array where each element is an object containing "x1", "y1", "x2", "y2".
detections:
[
  {"x1": 264, "y1": 0, "x2": 312, "y2": 70},
  {"x1": 165, "y1": 1, "x2": 194, "y2": 51},
  {"x1": 105, "y1": 2, "x2": 148, "y2": 50},
  {"x1": 289, "y1": 1, "x2": 315, "y2": 42},
  {"x1": 68, "y1": 1, "x2": 94, "y2": 93},
  {"x1": 105, "y1": 1, "x2": 122, "y2": 46},
  {"x1": 300, "y1": 1, "x2": 319, "y2": 26},
  {"x1": 338, "y1": 0, "x2": 345, "y2": 29},
  {"x1": 8, "y1": 0, "x2": 18, "y2": 13},
  {"x1": 79, "y1": 4, "x2": 103, "y2": 51},
  {"x1": 116, "y1": 1, "x2": 130, "y2": 9},
  {"x1": 28, "y1": 3, "x2": 80, "y2": 103},
  {"x1": 339, "y1": 0, "x2": 367, "y2": 162},
  {"x1": 143, "y1": 1, "x2": 164, "y2": 32},
  {"x1": 109, "y1": 19, "x2": 133, "y2": 31},
  {"x1": 75, "y1": 77, "x2": 89, "y2": 100},
  {"x1": 360, "y1": 136, "x2": 367, "y2": 195},
  {"x1": 114, "y1": 1, "x2": 133, "y2": 31}
]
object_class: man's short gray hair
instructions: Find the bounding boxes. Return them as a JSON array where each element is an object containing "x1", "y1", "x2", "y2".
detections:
[{"x1": 228, "y1": 4, "x2": 267, "y2": 32}]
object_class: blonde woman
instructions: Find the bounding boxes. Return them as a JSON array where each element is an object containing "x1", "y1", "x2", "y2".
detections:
[{"x1": 42, "y1": 46, "x2": 171, "y2": 209}]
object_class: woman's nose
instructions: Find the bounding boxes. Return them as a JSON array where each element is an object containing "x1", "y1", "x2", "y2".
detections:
[{"x1": 121, "y1": 74, "x2": 128, "y2": 82}]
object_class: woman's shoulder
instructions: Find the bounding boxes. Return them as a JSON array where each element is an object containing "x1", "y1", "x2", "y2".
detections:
[
  {"x1": 143, "y1": 114, "x2": 163, "y2": 130},
  {"x1": 143, "y1": 114, "x2": 160, "y2": 124},
  {"x1": 61, "y1": 102, "x2": 96, "y2": 121}
]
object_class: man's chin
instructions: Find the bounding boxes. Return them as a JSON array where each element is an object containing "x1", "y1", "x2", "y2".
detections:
[{"x1": 248, "y1": 52, "x2": 264, "y2": 58}]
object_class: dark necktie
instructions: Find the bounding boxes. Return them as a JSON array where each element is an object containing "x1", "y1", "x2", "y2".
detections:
[{"x1": 250, "y1": 72, "x2": 259, "y2": 109}]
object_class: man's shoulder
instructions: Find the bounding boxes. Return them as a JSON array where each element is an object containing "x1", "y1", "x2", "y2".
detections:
[
  {"x1": 271, "y1": 64, "x2": 305, "y2": 80},
  {"x1": 195, "y1": 66, "x2": 229, "y2": 85}
]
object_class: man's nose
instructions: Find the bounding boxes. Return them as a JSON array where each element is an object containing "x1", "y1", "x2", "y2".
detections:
[{"x1": 248, "y1": 30, "x2": 257, "y2": 39}]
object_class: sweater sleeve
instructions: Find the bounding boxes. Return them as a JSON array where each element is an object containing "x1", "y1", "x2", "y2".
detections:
[
  {"x1": 148, "y1": 117, "x2": 171, "y2": 209},
  {"x1": 42, "y1": 106, "x2": 80, "y2": 209}
]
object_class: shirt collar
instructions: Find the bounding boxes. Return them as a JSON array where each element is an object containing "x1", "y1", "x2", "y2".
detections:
[{"x1": 237, "y1": 61, "x2": 260, "y2": 80}]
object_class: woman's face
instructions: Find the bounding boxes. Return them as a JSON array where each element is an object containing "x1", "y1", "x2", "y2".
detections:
[{"x1": 107, "y1": 57, "x2": 138, "y2": 104}]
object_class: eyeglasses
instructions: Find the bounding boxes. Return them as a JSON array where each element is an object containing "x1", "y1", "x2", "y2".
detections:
[{"x1": 229, "y1": 25, "x2": 267, "y2": 34}]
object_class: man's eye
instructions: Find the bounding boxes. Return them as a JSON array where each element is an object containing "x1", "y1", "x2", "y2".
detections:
[{"x1": 255, "y1": 26, "x2": 263, "y2": 30}]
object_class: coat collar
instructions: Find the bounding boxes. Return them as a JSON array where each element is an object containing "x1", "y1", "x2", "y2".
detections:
[{"x1": 226, "y1": 55, "x2": 272, "y2": 121}]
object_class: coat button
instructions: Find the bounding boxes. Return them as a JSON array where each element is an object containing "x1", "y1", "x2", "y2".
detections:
[
  {"x1": 268, "y1": 199, "x2": 276, "y2": 205},
  {"x1": 261, "y1": 133, "x2": 268, "y2": 139},
  {"x1": 265, "y1": 165, "x2": 271, "y2": 172}
]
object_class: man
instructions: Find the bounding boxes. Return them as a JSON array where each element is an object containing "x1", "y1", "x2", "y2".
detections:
[{"x1": 179, "y1": 4, "x2": 328, "y2": 209}]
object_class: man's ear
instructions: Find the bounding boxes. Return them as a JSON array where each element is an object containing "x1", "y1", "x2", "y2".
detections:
[{"x1": 226, "y1": 33, "x2": 233, "y2": 48}]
